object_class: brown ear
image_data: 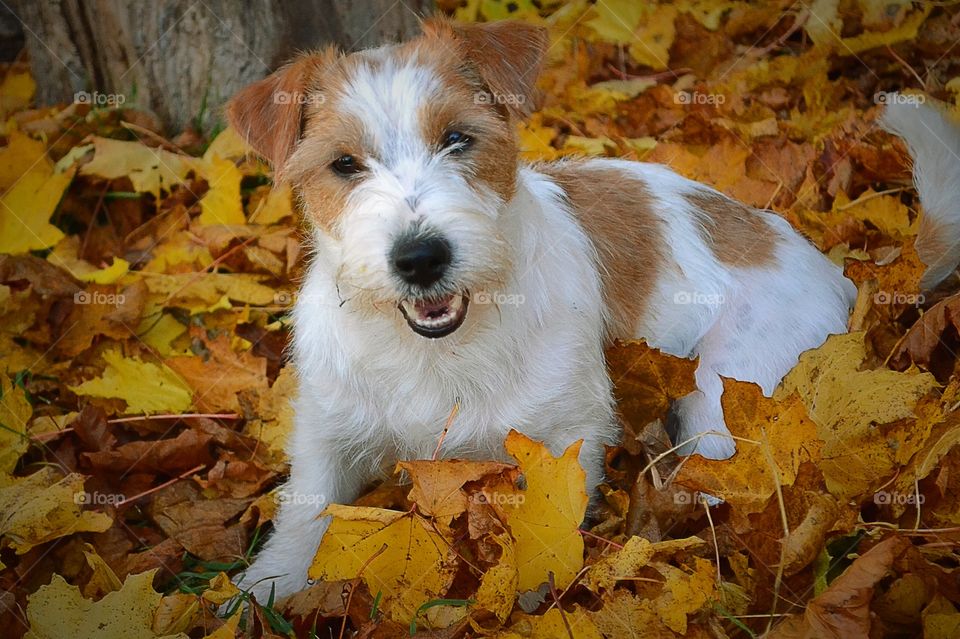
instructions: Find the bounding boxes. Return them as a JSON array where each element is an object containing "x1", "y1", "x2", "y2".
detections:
[
  {"x1": 226, "y1": 54, "x2": 325, "y2": 171},
  {"x1": 423, "y1": 18, "x2": 549, "y2": 119}
]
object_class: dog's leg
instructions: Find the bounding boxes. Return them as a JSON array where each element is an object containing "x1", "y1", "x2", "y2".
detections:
[
  {"x1": 672, "y1": 236, "x2": 854, "y2": 459},
  {"x1": 233, "y1": 452, "x2": 367, "y2": 605}
]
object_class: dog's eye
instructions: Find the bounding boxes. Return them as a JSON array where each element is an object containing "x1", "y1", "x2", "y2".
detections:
[
  {"x1": 441, "y1": 131, "x2": 471, "y2": 152},
  {"x1": 331, "y1": 155, "x2": 362, "y2": 176}
]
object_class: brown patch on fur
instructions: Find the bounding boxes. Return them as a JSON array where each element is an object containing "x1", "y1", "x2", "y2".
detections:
[
  {"x1": 540, "y1": 163, "x2": 664, "y2": 339},
  {"x1": 273, "y1": 52, "x2": 375, "y2": 231},
  {"x1": 684, "y1": 190, "x2": 777, "y2": 267},
  {"x1": 410, "y1": 35, "x2": 519, "y2": 202},
  {"x1": 226, "y1": 51, "x2": 335, "y2": 170},
  {"x1": 420, "y1": 17, "x2": 548, "y2": 120}
]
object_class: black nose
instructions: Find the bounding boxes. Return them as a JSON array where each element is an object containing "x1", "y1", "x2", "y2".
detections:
[{"x1": 391, "y1": 235, "x2": 452, "y2": 288}]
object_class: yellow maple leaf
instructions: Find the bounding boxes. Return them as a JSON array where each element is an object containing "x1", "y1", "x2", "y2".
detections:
[
  {"x1": 0, "y1": 130, "x2": 47, "y2": 191},
  {"x1": 0, "y1": 71, "x2": 35, "y2": 116},
  {"x1": 309, "y1": 504, "x2": 458, "y2": 624},
  {"x1": 25, "y1": 569, "x2": 187, "y2": 639},
  {"x1": 243, "y1": 364, "x2": 297, "y2": 458},
  {"x1": 775, "y1": 332, "x2": 939, "y2": 501},
  {"x1": 504, "y1": 430, "x2": 587, "y2": 592},
  {"x1": 474, "y1": 530, "x2": 519, "y2": 623},
  {"x1": 0, "y1": 166, "x2": 73, "y2": 254},
  {"x1": 585, "y1": 0, "x2": 645, "y2": 44},
  {"x1": 202, "y1": 126, "x2": 251, "y2": 162},
  {"x1": 69, "y1": 350, "x2": 193, "y2": 415},
  {"x1": 834, "y1": 189, "x2": 918, "y2": 240},
  {"x1": 0, "y1": 375, "x2": 31, "y2": 478},
  {"x1": 77, "y1": 257, "x2": 130, "y2": 284},
  {"x1": 143, "y1": 272, "x2": 276, "y2": 311},
  {"x1": 629, "y1": 4, "x2": 677, "y2": 71},
  {"x1": 80, "y1": 137, "x2": 191, "y2": 196},
  {"x1": 0, "y1": 468, "x2": 112, "y2": 554},
  {"x1": 500, "y1": 606, "x2": 603, "y2": 639},
  {"x1": 197, "y1": 156, "x2": 245, "y2": 226},
  {"x1": 249, "y1": 183, "x2": 294, "y2": 225},
  {"x1": 839, "y1": 4, "x2": 932, "y2": 55},
  {"x1": 677, "y1": 378, "x2": 823, "y2": 515}
]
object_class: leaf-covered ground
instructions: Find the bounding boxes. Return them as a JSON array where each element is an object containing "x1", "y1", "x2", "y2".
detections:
[{"x1": 2, "y1": 1, "x2": 960, "y2": 637}]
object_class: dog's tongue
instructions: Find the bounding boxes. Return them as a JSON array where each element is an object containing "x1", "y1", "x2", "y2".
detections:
[{"x1": 415, "y1": 294, "x2": 455, "y2": 319}]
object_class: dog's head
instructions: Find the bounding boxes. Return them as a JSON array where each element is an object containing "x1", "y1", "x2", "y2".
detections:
[{"x1": 228, "y1": 19, "x2": 548, "y2": 338}]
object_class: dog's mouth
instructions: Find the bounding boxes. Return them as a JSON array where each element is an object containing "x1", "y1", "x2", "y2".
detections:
[{"x1": 398, "y1": 292, "x2": 469, "y2": 338}]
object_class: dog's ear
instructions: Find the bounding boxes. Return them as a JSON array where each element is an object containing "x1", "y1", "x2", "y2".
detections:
[
  {"x1": 424, "y1": 18, "x2": 549, "y2": 119},
  {"x1": 226, "y1": 54, "x2": 327, "y2": 171}
]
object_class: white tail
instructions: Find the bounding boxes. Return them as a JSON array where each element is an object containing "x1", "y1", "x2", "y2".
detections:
[{"x1": 880, "y1": 96, "x2": 960, "y2": 289}]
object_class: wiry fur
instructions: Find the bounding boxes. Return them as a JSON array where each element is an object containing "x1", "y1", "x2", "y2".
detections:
[
  {"x1": 220, "y1": 20, "x2": 958, "y2": 606},
  {"x1": 880, "y1": 96, "x2": 960, "y2": 289}
]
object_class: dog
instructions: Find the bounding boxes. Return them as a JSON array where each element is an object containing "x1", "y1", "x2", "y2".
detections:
[{"x1": 224, "y1": 17, "x2": 959, "y2": 604}]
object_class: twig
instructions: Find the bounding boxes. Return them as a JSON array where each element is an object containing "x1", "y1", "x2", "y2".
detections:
[
  {"x1": 700, "y1": 494, "x2": 722, "y2": 586},
  {"x1": 432, "y1": 398, "x2": 461, "y2": 460},
  {"x1": 835, "y1": 187, "x2": 906, "y2": 211},
  {"x1": 759, "y1": 427, "x2": 789, "y2": 635},
  {"x1": 339, "y1": 544, "x2": 388, "y2": 639},
  {"x1": 605, "y1": 63, "x2": 692, "y2": 83},
  {"x1": 547, "y1": 572, "x2": 574, "y2": 639},
  {"x1": 577, "y1": 528, "x2": 624, "y2": 549},
  {"x1": 31, "y1": 427, "x2": 75, "y2": 443},
  {"x1": 116, "y1": 463, "x2": 205, "y2": 507},
  {"x1": 885, "y1": 45, "x2": 925, "y2": 88},
  {"x1": 108, "y1": 412, "x2": 239, "y2": 424}
]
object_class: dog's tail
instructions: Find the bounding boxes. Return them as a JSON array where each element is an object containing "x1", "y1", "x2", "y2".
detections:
[{"x1": 880, "y1": 96, "x2": 960, "y2": 289}]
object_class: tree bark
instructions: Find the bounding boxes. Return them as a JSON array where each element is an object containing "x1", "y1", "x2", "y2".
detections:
[{"x1": 13, "y1": 0, "x2": 433, "y2": 134}]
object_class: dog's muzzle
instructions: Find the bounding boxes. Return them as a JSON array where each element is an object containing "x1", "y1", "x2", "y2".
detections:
[{"x1": 398, "y1": 292, "x2": 469, "y2": 338}]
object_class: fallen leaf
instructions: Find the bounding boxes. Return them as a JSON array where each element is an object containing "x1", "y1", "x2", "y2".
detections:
[{"x1": 25, "y1": 569, "x2": 187, "y2": 639}]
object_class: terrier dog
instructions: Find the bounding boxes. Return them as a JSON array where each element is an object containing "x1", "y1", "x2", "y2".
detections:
[{"x1": 225, "y1": 17, "x2": 957, "y2": 603}]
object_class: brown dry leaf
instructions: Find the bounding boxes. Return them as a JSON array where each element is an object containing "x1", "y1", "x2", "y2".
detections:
[
  {"x1": 780, "y1": 492, "x2": 842, "y2": 576},
  {"x1": 889, "y1": 293, "x2": 960, "y2": 377},
  {"x1": 165, "y1": 332, "x2": 268, "y2": 413},
  {"x1": 768, "y1": 536, "x2": 912, "y2": 639},
  {"x1": 607, "y1": 340, "x2": 698, "y2": 447},
  {"x1": 147, "y1": 482, "x2": 248, "y2": 562},
  {"x1": 83, "y1": 427, "x2": 214, "y2": 474},
  {"x1": 397, "y1": 459, "x2": 515, "y2": 526},
  {"x1": 676, "y1": 378, "x2": 822, "y2": 516}
]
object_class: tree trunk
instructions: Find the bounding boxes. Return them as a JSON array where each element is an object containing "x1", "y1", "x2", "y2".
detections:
[{"x1": 14, "y1": 0, "x2": 433, "y2": 134}]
